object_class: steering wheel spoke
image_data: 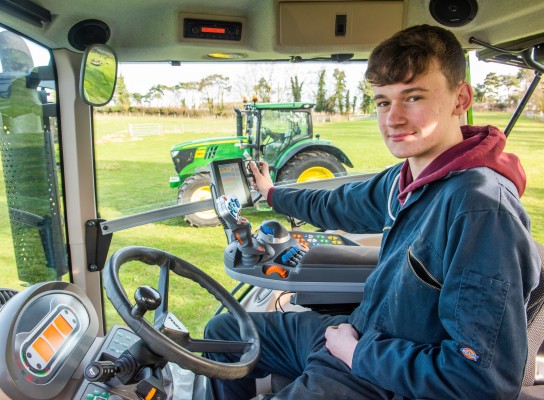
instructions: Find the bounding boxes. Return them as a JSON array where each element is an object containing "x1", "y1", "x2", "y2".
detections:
[{"x1": 184, "y1": 338, "x2": 253, "y2": 353}]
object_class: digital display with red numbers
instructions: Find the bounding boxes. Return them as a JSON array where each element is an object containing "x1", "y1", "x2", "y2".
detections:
[
  {"x1": 202, "y1": 27, "x2": 226, "y2": 34},
  {"x1": 184, "y1": 18, "x2": 242, "y2": 41}
]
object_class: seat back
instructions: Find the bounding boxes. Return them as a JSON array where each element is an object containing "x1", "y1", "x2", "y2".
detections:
[
  {"x1": 0, "y1": 288, "x2": 18, "y2": 307},
  {"x1": 523, "y1": 241, "x2": 544, "y2": 386}
]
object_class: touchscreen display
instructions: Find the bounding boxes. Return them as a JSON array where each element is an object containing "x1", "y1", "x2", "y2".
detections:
[{"x1": 210, "y1": 158, "x2": 252, "y2": 207}]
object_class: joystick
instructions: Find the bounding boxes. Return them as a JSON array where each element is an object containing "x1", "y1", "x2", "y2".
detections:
[
  {"x1": 216, "y1": 195, "x2": 265, "y2": 265},
  {"x1": 257, "y1": 220, "x2": 290, "y2": 244}
]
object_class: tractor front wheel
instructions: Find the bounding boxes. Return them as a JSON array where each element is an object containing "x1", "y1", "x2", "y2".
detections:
[
  {"x1": 177, "y1": 173, "x2": 220, "y2": 227},
  {"x1": 276, "y1": 150, "x2": 346, "y2": 183}
]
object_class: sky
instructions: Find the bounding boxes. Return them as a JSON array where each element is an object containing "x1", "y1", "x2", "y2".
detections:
[
  {"x1": 18, "y1": 31, "x2": 521, "y2": 104},
  {"x1": 117, "y1": 52, "x2": 521, "y2": 103}
]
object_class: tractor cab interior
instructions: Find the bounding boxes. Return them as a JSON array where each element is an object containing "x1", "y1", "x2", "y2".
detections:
[{"x1": 0, "y1": 0, "x2": 544, "y2": 399}]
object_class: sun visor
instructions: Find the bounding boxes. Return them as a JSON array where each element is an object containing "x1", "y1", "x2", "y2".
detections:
[{"x1": 277, "y1": 1, "x2": 405, "y2": 49}]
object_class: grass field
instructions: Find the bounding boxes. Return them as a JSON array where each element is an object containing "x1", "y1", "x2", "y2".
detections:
[
  {"x1": 90, "y1": 112, "x2": 544, "y2": 335},
  {"x1": 1, "y1": 112, "x2": 542, "y2": 337}
]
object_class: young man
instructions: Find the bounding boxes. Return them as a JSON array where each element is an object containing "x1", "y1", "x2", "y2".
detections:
[{"x1": 205, "y1": 25, "x2": 541, "y2": 399}]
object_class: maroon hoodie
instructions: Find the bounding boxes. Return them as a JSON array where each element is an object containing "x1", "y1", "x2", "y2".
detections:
[{"x1": 398, "y1": 125, "x2": 526, "y2": 204}]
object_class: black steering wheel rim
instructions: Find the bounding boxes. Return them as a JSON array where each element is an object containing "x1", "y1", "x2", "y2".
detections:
[{"x1": 103, "y1": 245, "x2": 261, "y2": 379}]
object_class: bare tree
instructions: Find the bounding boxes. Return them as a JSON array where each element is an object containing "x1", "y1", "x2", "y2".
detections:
[
  {"x1": 199, "y1": 74, "x2": 231, "y2": 115},
  {"x1": 254, "y1": 77, "x2": 272, "y2": 102}
]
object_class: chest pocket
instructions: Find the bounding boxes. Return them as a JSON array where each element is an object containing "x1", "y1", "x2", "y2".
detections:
[
  {"x1": 408, "y1": 246, "x2": 443, "y2": 291},
  {"x1": 406, "y1": 234, "x2": 444, "y2": 291}
]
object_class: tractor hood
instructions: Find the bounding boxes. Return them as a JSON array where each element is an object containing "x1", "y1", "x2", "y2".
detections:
[
  {"x1": 170, "y1": 136, "x2": 246, "y2": 152},
  {"x1": 170, "y1": 136, "x2": 248, "y2": 182}
]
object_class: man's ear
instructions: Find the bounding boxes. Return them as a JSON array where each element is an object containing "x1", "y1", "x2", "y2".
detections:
[{"x1": 453, "y1": 82, "x2": 473, "y2": 116}]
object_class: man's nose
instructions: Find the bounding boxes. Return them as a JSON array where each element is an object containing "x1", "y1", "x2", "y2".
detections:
[{"x1": 386, "y1": 103, "x2": 407, "y2": 127}]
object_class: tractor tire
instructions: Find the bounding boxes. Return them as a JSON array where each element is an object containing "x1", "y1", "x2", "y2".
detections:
[
  {"x1": 276, "y1": 150, "x2": 347, "y2": 184},
  {"x1": 177, "y1": 173, "x2": 220, "y2": 227}
]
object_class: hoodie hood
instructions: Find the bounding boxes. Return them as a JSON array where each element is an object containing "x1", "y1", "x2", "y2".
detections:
[{"x1": 398, "y1": 125, "x2": 526, "y2": 204}]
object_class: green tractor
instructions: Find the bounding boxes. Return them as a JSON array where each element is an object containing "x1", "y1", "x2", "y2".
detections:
[{"x1": 169, "y1": 102, "x2": 353, "y2": 227}]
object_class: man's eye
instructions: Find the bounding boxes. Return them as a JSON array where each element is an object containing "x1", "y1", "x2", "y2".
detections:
[
  {"x1": 407, "y1": 96, "x2": 422, "y2": 102},
  {"x1": 376, "y1": 101, "x2": 390, "y2": 107}
]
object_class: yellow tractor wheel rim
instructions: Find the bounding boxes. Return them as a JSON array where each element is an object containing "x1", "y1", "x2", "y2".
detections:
[
  {"x1": 297, "y1": 167, "x2": 335, "y2": 182},
  {"x1": 190, "y1": 186, "x2": 216, "y2": 220}
]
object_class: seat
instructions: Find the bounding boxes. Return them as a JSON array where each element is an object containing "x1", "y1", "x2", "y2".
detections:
[
  {"x1": 518, "y1": 241, "x2": 544, "y2": 399},
  {"x1": 0, "y1": 288, "x2": 18, "y2": 307}
]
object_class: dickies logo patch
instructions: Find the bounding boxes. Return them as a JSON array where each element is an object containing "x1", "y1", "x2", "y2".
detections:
[{"x1": 459, "y1": 347, "x2": 479, "y2": 362}]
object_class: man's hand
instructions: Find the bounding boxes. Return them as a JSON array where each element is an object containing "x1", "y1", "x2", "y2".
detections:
[
  {"x1": 249, "y1": 161, "x2": 274, "y2": 200},
  {"x1": 325, "y1": 323, "x2": 359, "y2": 368}
]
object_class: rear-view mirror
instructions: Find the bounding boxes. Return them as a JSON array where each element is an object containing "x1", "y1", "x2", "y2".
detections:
[{"x1": 79, "y1": 43, "x2": 117, "y2": 107}]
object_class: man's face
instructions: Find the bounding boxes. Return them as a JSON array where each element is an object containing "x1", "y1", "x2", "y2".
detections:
[{"x1": 372, "y1": 62, "x2": 469, "y2": 174}]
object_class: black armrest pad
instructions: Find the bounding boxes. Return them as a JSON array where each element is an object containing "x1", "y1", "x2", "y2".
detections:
[{"x1": 300, "y1": 245, "x2": 379, "y2": 267}]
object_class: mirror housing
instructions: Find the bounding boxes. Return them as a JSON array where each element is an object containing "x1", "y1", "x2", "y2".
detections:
[{"x1": 79, "y1": 44, "x2": 117, "y2": 107}]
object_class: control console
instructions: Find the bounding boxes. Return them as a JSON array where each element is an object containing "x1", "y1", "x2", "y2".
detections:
[{"x1": 209, "y1": 158, "x2": 379, "y2": 305}]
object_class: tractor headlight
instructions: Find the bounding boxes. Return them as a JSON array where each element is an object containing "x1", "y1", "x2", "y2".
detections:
[{"x1": 171, "y1": 149, "x2": 196, "y2": 174}]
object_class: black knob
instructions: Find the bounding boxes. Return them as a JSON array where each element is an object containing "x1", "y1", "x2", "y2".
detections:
[
  {"x1": 131, "y1": 286, "x2": 161, "y2": 318},
  {"x1": 84, "y1": 360, "x2": 117, "y2": 382}
]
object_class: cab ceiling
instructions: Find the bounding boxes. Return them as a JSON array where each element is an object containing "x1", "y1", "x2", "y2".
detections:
[{"x1": 1, "y1": 0, "x2": 543, "y2": 62}]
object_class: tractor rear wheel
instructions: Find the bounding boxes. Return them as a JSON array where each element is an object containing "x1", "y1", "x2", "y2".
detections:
[
  {"x1": 177, "y1": 173, "x2": 220, "y2": 227},
  {"x1": 276, "y1": 150, "x2": 346, "y2": 183}
]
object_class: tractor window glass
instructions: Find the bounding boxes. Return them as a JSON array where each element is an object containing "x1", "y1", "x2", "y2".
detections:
[
  {"x1": 93, "y1": 61, "x2": 381, "y2": 223},
  {"x1": 0, "y1": 28, "x2": 68, "y2": 290},
  {"x1": 260, "y1": 109, "x2": 311, "y2": 164}
]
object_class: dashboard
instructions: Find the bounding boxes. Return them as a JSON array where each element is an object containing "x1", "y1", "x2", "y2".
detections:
[{"x1": 0, "y1": 282, "x2": 173, "y2": 400}]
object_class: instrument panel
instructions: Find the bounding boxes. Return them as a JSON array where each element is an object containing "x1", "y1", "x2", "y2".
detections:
[
  {"x1": 0, "y1": 282, "x2": 98, "y2": 399},
  {"x1": 0, "y1": 282, "x2": 175, "y2": 400}
]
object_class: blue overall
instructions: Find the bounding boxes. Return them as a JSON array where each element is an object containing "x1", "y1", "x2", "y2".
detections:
[{"x1": 205, "y1": 162, "x2": 540, "y2": 399}]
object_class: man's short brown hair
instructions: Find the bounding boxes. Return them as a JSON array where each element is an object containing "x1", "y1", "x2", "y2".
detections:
[{"x1": 365, "y1": 24, "x2": 466, "y2": 91}]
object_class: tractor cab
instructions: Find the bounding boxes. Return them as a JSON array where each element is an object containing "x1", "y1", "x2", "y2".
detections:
[
  {"x1": 238, "y1": 102, "x2": 315, "y2": 168},
  {"x1": 0, "y1": 0, "x2": 544, "y2": 399}
]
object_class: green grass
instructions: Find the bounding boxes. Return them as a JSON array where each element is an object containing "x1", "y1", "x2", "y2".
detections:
[{"x1": 2, "y1": 112, "x2": 543, "y2": 337}]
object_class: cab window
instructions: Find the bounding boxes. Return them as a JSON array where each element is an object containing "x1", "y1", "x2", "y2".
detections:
[{"x1": 0, "y1": 28, "x2": 67, "y2": 288}]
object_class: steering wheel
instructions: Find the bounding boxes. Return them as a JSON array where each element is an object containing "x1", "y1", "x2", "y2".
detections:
[
  {"x1": 262, "y1": 127, "x2": 284, "y2": 143},
  {"x1": 103, "y1": 246, "x2": 261, "y2": 379}
]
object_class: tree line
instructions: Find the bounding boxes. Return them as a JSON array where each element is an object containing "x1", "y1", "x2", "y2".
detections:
[
  {"x1": 104, "y1": 66, "x2": 543, "y2": 117},
  {"x1": 473, "y1": 69, "x2": 543, "y2": 112}
]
